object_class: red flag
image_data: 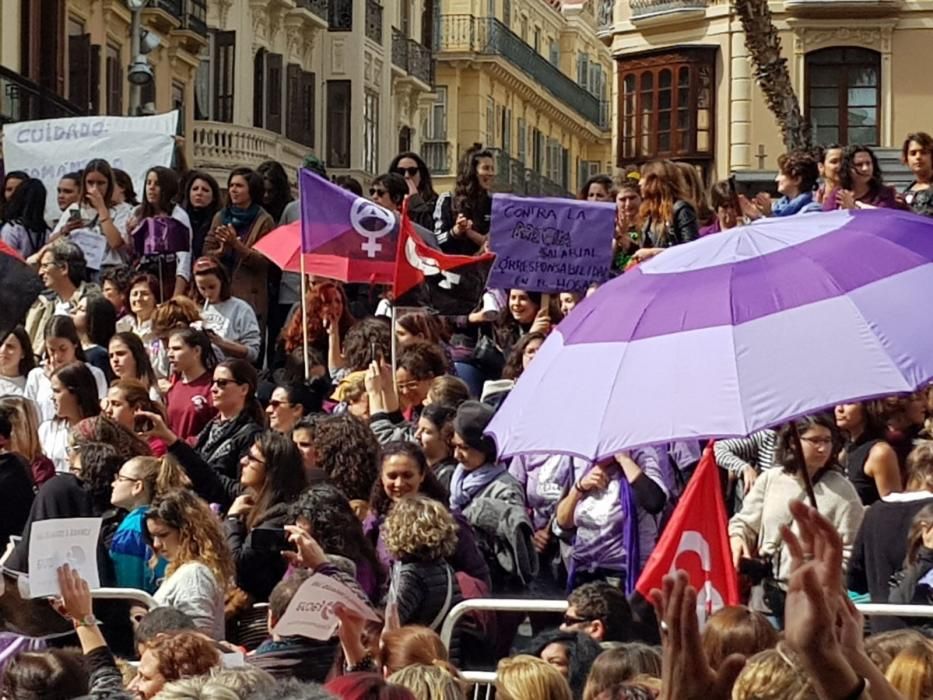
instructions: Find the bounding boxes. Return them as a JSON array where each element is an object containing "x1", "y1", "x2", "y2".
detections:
[
  {"x1": 0, "y1": 240, "x2": 23, "y2": 261},
  {"x1": 635, "y1": 446, "x2": 739, "y2": 617},
  {"x1": 393, "y1": 209, "x2": 495, "y2": 299}
]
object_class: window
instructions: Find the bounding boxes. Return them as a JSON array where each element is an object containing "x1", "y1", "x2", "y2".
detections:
[
  {"x1": 517, "y1": 117, "x2": 526, "y2": 164},
  {"x1": 520, "y1": 16, "x2": 528, "y2": 42},
  {"x1": 549, "y1": 40, "x2": 559, "y2": 66},
  {"x1": 364, "y1": 91, "x2": 379, "y2": 175},
  {"x1": 617, "y1": 47, "x2": 716, "y2": 166},
  {"x1": 401, "y1": 0, "x2": 411, "y2": 36},
  {"x1": 806, "y1": 47, "x2": 880, "y2": 146},
  {"x1": 172, "y1": 82, "x2": 185, "y2": 135},
  {"x1": 399, "y1": 126, "x2": 412, "y2": 153},
  {"x1": 212, "y1": 31, "x2": 235, "y2": 123},
  {"x1": 67, "y1": 19, "x2": 94, "y2": 113},
  {"x1": 533, "y1": 27, "x2": 541, "y2": 53},
  {"x1": 287, "y1": 64, "x2": 316, "y2": 147},
  {"x1": 427, "y1": 86, "x2": 447, "y2": 140},
  {"x1": 327, "y1": 80, "x2": 351, "y2": 168},
  {"x1": 503, "y1": 0, "x2": 511, "y2": 27},
  {"x1": 22, "y1": 0, "x2": 64, "y2": 94},
  {"x1": 106, "y1": 44, "x2": 123, "y2": 115},
  {"x1": 266, "y1": 53, "x2": 283, "y2": 134},
  {"x1": 577, "y1": 53, "x2": 589, "y2": 86},
  {"x1": 502, "y1": 107, "x2": 512, "y2": 154},
  {"x1": 486, "y1": 96, "x2": 495, "y2": 147}
]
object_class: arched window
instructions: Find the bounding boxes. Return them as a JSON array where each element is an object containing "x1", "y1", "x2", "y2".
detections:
[{"x1": 805, "y1": 47, "x2": 880, "y2": 146}]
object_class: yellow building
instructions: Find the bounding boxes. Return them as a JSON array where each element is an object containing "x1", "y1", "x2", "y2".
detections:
[
  {"x1": 431, "y1": 0, "x2": 614, "y2": 197},
  {"x1": 602, "y1": 0, "x2": 928, "y2": 181},
  {"x1": 0, "y1": 0, "x2": 205, "y2": 136},
  {"x1": 189, "y1": 0, "x2": 436, "y2": 185}
]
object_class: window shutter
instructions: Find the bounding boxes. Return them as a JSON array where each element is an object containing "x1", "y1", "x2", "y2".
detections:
[
  {"x1": 265, "y1": 53, "x2": 283, "y2": 134},
  {"x1": 301, "y1": 71, "x2": 316, "y2": 148},
  {"x1": 213, "y1": 31, "x2": 235, "y2": 123},
  {"x1": 68, "y1": 33, "x2": 91, "y2": 112},
  {"x1": 90, "y1": 44, "x2": 101, "y2": 114},
  {"x1": 286, "y1": 63, "x2": 301, "y2": 142},
  {"x1": 253, "y1": 49, "x2": 266, "y2": 128}
]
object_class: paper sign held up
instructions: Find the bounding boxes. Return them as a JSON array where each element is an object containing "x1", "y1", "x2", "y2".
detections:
[
  {"x1": 274, "y1": 572, "x2": 380, "y2": 641},
  {"x1": 27, "y1": 517, "x2": 102, "y2": 598}
]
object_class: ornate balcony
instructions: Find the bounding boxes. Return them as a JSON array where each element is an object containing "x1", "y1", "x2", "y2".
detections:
[
  {"x1": 0, "y1": 66, "x2": 84, "y2": 125},
  {"x1": 191, "y1": 121, "x2": 308, "y2": 180},
  {"x1": 783, "y1": 0, "x2": 901, "y2": 17},
  {"x1": 365, "y1": 0, "x2": 383, "y2": 43},
  {"x1": 392, "y1": 28, "x2": 409, "y2": 70},
  {"x1": 296, "y1": 0, "x2": 328, "y2": 21},
  {"x1": 629, "y1": 0, "x2": 708, "y2": 25},
  {"x1": 408, "y1": 39, "x2": 434, "y2": 85},
  {"x1": 437, "y1": 15, "x2": 606, "y2": 129}
]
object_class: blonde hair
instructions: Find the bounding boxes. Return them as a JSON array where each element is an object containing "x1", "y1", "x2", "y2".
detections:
[
  {"x1": 123, "y1": 455, "x2": 190, "y2": 503},
  {"x1": 389, "y1": 662, "x2": 467, "y2": 700},
  {"x1": 382, "y1": 494, "x2": 458, "y2": 562},
  {"x1": 427, "y1": 375, "x2": 469, "y2": 407},
  {"x1": 731, "y1": 646, "x2": 816, "y2": 700},
  {"x1": 380, "y1": 625, "x2": 450, "y2": 676},
  {"x1": 865, "y1": 629, "x2": 929, "y2": 673},
  {"x1": 155, "y1": 677, "x2": 240, "y2": 700},
  {"x1": 885, "y1": 639, "x2": 933, "y2": 700},
  {"x1": 906, "y1": 440, "x2": 933, "y2": 492},
  {"x1": 0, "y1": 396, "x2": 44, "y2": 462},
  {"x1": 496, "y1": 655, "x2": 573, "y2": 700},
  {"x1": 208, "y1": 666, "x2": 275, "y2": 698}
]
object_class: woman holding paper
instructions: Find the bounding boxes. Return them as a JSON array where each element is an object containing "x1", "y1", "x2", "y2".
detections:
[{"x1": 49, "y1": 159, "x2": 133, "y2": 272}]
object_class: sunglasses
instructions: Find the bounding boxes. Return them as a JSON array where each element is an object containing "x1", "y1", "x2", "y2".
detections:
[
  {"x1": 393, "y1": 167, "x2": 420, "y2": 177},
  {"x1": 267, "y1": 399, "x2": 292, "y2": 409},
  {"x1": 562, "y1": 613, "x2": 595, "y2": 626},
  {"x1": 369, "y1": 188, "x2": 387, "y2": 197},
  {"x1": 212, "y1": 378, "x2": 242, "y2": 389}
]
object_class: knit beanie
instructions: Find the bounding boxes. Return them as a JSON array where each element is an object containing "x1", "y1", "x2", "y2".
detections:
[
  {"x1": 302, "y1": 153, "x2": 327, "y2": 178},
  {"x1": 454, "y1": 400, "x2": 497, "y2": 460}
]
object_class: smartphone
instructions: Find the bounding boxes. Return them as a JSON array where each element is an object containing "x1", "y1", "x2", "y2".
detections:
[
  {"x1": 68, "y1": 209, "x2": 82, "y2": 222},
  {"x1": 250, "y1": 527, "x2": 295, "y2": 554},
  {"x1": 134, "y1": 415, "x2": 154, "y2": 433}
]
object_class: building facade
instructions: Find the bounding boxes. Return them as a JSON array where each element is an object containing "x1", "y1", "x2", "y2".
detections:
[
  {"x1": 0, "y1": 0, "x2": 206, "y2": 136},
  {"x1": 602, "y1": 0, "x2": 931, "y2": 181},
  {"x1": 190, "y1": 0, "x2": 436, "y2": 185},
  {"x1": 431, "y1": 0, "x2": 613, "y2": 197}
]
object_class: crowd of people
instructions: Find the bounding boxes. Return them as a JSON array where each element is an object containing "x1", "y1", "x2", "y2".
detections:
[{"x1": 0, "y1": 132, "x2": 932, "y2": 699}]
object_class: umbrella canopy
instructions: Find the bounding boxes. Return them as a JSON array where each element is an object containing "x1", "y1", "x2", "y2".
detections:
[{"x1": 487, "y1": 209, "x2": 933, "y2": 461}]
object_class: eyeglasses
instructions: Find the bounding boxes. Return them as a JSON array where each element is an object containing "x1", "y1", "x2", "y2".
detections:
[
  {"x1": 397, "y1": 381, "x2": 422, "y2": 392},
  {"x1": 212, "y1": 378, "x2": 242, "y2": 389},
  {"x1": 65, "y1": 444, "x2": 81, "y2": 456},
  {"x1": 799, "y1": 436, "x2": 834, "y2": 448},
  {"x1": 113, "y1": 473, "x2": 141, "y2": 484},
  {"x1": 267, "y1": 399, "x2": 292, "y2": 409},
  {"x1": 245, "y1": 452, "x2": 267, "y2": 466},
  {"x1": 562, "y1": 613, "x2": 595, "y2": 626},
  {"x1": 393, "y1": 167, "x2": 420, "y2": 177},
  {"x1": 369, "y1": 188, "x2": 387, "y2": 197}
]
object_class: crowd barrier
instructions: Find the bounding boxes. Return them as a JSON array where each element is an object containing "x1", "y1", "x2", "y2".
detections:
[
  {"x1": 91, "y1": 587, "x2": 158, "y2": 610},
  {"x1": 442, "y1": 598, "x2": 933, "y2": 699}
]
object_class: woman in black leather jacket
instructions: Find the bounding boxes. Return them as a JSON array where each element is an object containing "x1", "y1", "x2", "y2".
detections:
[{"x1": 635, "y1": 159, "x2": 699, "y2": 263}]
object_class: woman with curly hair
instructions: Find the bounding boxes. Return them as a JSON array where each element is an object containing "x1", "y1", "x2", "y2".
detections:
[
  {"x1": 826, "y1": 145, "x2": 905, "y2": 210},
  {"x1": 71, "y1": 414, "x2": 152, "y2": 464},
  {"x1": 277, "y1": 280, "x2": 355, "y2": 373},
  {"x1": 287, "y1": 482, "x2": 383, "y2": 601},
  {"x1": 145, "y1": 489, "x2": 234, "y2": 639},
  {"x1": 433, "y1": 143, "x2": 495, "y2": 256},
  {"x1": 383, "y1": 494, "x2": 463, "y2": 630},
  {"x1": 633, "y1": 159, "x2": 698, "y2": 263},
  {"x1": 129, "y1": 630, "x2": 221, "y2": 699},
  {"x1": 308, "y1": 414, "x2": 380, "y2": 505}
]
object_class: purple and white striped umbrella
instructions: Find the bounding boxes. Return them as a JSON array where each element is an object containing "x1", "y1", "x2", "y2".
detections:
[{"x1": 487, "y1": 209, "x2": 933, "y2": 461}]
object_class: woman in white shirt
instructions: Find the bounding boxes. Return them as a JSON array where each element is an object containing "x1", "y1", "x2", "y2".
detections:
[
  {"x1": 145, "y1": 488, "x2": 233, "y2": 640},
  {"x1": 131, "y1": 166, "x2": 193, "y2": 299},
  {"x1": 115, "y1": 273, "x2": 160, "y2": 342},
  {"x1": 0, "y1": 326, "x2": 35, "y2": 397},
  {"x1": 38, "y1": 361, "x2": 102, "y2": 472},
  {"x1": 192, "y1": 256, "x2": 261, "y2": 364},
  {"x1": 25, "y1": 316, "x2": 107, "y2": 422},
  {"x1": 48, "y1": 159, "x2": 133, "y2": 272}
]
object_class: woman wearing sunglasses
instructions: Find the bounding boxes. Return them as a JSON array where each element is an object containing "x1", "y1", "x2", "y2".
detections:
[
  {"x1": 369, "y1": 172, "x2": 408, "y2": 216},
  {"x1": 388, "y1": 151, "x2": 438, "y2": 230}
]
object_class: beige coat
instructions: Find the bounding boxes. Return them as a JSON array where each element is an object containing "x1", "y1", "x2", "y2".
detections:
[
  {"x1": 728, "y1": 467, "x2": 865, "y2": 583},
  {"x1": 204, "y1": 209, "x2": 275, "y2": 327}
]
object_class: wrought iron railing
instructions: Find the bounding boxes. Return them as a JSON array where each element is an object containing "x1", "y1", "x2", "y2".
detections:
[
  {"x1": 329, "y1": 0, "x2": 352, "y2": 31},
  {"x1": 152, "y1": 0, "x2": 182, "y2": 16},
  {"x1": 423, "y1": 141, "x2": 451, "y2": 174},
  {"x1": 185, "y1": 0, "x2": 207, "y2": 35},
  {"x1": 436, "y1": 15, "x2": 606, "y2": 128},
  {"x1": 297, "y1": 0, "x2": 328, "y2": 21},
  {"x1": 629, "y1": 0, "x2": 708, "y2": 17},
  {"x1": 0, "y1": 66, "x2": 84, "y2": 124},
  {"x1": 365, "y1": 0, "x2": 383, "y2": 43},
  {"x1": 490, "y1": 148, "x2": 570, "y2": 197},
  {"x1": 408, "y1": 39, "x2": 434, "y2": 85},
  {"x1": 392, "y1": 28, "x2": 409, "y2": 70}
]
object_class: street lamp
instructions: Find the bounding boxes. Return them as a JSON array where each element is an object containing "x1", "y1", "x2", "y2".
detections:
[{"x1": 127, "y1": 0, "x2": 152, "y2": 115}]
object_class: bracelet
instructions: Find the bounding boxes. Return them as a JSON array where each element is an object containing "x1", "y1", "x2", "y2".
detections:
[
  {"x1": 573, "y1": 480, "x2": 588, "y2": 494},
  {"x1": 74, "y1": 613, "x2": 98, "y2": 628},
  {"x1": 345, "y1": 652, "x2": 375, "y2": 673}
]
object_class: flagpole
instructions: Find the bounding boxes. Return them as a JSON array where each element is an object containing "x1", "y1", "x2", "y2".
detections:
[
  {"x1": 390, "y1": 300, "x2": 398, "y2": 395},
  {"x1": 300, "y1": 251, "x2": 309, "y2": 382}
]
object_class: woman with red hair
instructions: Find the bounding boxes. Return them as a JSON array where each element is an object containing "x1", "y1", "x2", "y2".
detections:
[
  {"x1": 633, "y1": 159, "x2": 698, "y2": 263},
  {"x1": 325, "y1": 672, "x2": 416, "y2": 700},
  {"x1": 276, "y1": 281, "x2": 355, "y2": 373}
]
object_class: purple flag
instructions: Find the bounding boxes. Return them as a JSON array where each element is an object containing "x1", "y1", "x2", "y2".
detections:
[{"x1": 487, "y1": 194, "x2": 615, "y2": 293}]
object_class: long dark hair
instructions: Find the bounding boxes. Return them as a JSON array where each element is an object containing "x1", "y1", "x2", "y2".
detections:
[
  {"x1": 3, "y1": 326, "x2": 36, "y2": 377},
  {"x1": 110, "y1": 331, "x2": 158, "y2": 388},
  {"x1": 840, "y1": 145, "x2": 885, "y2": 195},
  {"x1": 83, "y1": 294, "x2": 117, "y2": 348},
  {"x1": 3, "y1": 178, "x2": 49, "y2": 242},
  {"x1": 256, "y1": 160, "x2": 293, "y2": 222},
  {"x1": 906, "y1": 503, "x2": 933, "y2": 566},
  {"x1": 79, "y1": 159, "x2": 115, "y2": 208},
  {"x1": 181, "y1": 170, "x2": 221, "y2": 214},
  {"x1": 138, "y1": 166, "x2": 180, "y2": 219},
  {"x1": 389, "y1": 151, "x2": 437, "y2": 201},
  {"x1": 75, "y1": 441, "x2": 123, "y2": 513},
  {"x1": 247, "y1": 432, "x2": 307, "y2": 530},
  {"x1": 168, "y1": 327, "x2": 217, "y2": 373},
  {"x1": 227, "y1": 167, "x2": 263, "y2": 209},
  {"x1": 502, "y1": 331, "x2": 546, "y2": 381},
  {"x1": 453, "y1": 143, "x2": 494, "y2": 221},
  {"x1": 217, "y1": 358, "x2": 266, "y2": 427},
  {"x1": 369, "y1": 440, "x2": 449, "y2": 517},
  {"x1": 53, "y1": 362, "x2": 101, "y2": 420},
  {"x1": 45, "y1": 315, "x2": 86, "y2": 363},
  {"x1": 113, "y1": 168, "x2": 140, "y2": 207},
  {"x1": 776, "y1": 413, "x2": 842, "y2": 475}
]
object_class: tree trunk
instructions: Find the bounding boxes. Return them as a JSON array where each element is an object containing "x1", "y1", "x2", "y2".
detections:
[{"x1": 734, "y1": 0, "x2": 812, "y2": 152}]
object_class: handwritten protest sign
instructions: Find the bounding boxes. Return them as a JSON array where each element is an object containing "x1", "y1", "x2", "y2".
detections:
[
  {"x1": 487, "y1": 195, "x2": 615, "y2": 293},
  {"x1": 274, "y1": 572, "x2": 379, "y2": 641},
  {"x1": 3, "y1": 112, "x2": 178, "y2": 222},
  {"x1": 27, "y1": 518, "x2": 101, "y2": 598}
]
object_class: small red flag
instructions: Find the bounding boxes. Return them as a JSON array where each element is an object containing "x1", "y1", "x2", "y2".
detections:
[
  {"x1": 392, "y1": 208, "x2": 495, "y2": 300},
  {"x1": 635, "y1": 446, "x2": 739, "y2": 618}
]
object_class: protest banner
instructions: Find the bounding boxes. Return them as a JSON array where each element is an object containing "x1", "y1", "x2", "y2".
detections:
[
  {"x1": 2, "y1": 111, "x2": 178, "y2": 222},
  {"x1": 487, "y1": 194, "x2": 615, "y2": 293},
  {"x1": 274, "y1": 572, "x2": 380, "y2": 641},
  {"x1": 27, "y1": 517, "x2": 102, "y2": 598}
]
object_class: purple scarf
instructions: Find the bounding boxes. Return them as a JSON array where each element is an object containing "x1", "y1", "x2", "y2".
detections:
[{"x1": 449, "y1": 463, "x2": 506, "y2": 512}]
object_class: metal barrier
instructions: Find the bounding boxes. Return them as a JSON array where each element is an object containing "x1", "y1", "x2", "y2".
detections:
[
  {"x1": 91, "y1": 588, "x2": 158, "y2": 610},
  {"x1": 463, "y1": 671, "x2": 496, "y2": 700},
  {"x1": 856, "y1": 603, "x2": 933, "y2": 618}
]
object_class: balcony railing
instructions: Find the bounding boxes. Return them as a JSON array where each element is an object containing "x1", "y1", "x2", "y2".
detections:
[
  {"x1": 629, "y1": 0, "x2": 708, "y2": 19},
  {"x1": 297, "y1": 0, "x2": 328, "y2": 21},
  {"x1": 437, "y1": 15, "x2": 606, "y2": 129},
  {"x1": 365, "y1": 0, "x2": 383, "y2": 43},
  {"x1": 153, "y1": 0, "x2": 182, "y2": 16},
  {"x1": 329, "y1": 0, "x2": 352, "y2": 30},
  {"x1": 191, "y1": 121, "x2": 307, "y2": 178},
  {"x1": 597, "y1": 0, "x2": 614, "y2": 32},
  {"x1": 392, "y1": 28, "x2": 409, "y2": 70},
  {"x1": 491, "y1": 148, "x2": 570, "y2": 197},
  {"x1": 0, "y1": 66, "x2": 84, "y2": 125},
  {"x1": 185, "y1": 0, "x2": 207, "y2": 35},
  {"x1": 423, "y1": 140, "x2": 451, "y2": 174},
  {"x1": 408, "y1": 38, "x2": 434, "y2": 85}
]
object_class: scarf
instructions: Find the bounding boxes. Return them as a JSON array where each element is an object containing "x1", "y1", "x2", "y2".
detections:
[
  {"x1": 772, "y1": 192, "x2": 817, "y2": 217},
  {"x1": 449, "y1": 462, "x2": 507, "y2": 512},
  {"x1": 221, "y1": 204, "x2": 261, "y2": 238}
]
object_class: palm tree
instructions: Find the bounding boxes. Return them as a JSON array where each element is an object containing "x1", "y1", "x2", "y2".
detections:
[{"x1": 734, "y1": 0, "x2": 812, "y2": 152}]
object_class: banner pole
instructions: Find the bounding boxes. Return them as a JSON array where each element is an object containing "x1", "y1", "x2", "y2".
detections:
[
  {"x1": 300, "y1": 252, "x2": 309, "y2": 382},
  {"x1": 390, "y1": 302, "x2": 398, "y2": 394}
]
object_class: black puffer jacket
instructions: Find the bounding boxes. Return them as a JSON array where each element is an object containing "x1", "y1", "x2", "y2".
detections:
[
  {"x1": 193, "y1": 412, "x2": 263, "y2": 480},
  {"x1": 225, "y1": 502, "x2": 292, "y2": 602}
]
